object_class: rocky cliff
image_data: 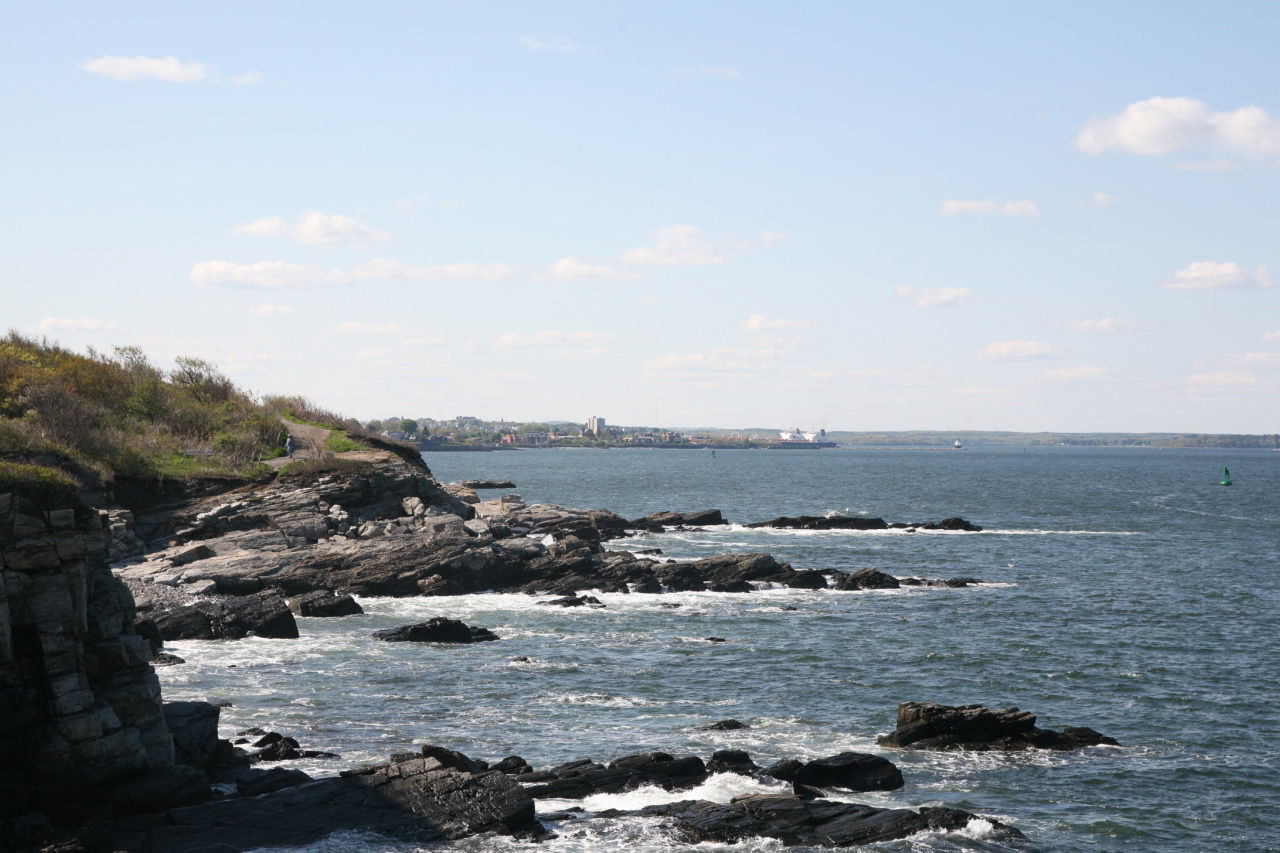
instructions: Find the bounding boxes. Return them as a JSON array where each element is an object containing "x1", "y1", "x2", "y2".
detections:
[{"x1": 0, "y1": 483, "x2": 173, "y2": 848}]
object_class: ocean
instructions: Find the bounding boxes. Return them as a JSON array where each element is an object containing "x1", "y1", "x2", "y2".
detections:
[{"x1": 157, "y1": 446, "x2": 1280, "y2": 852}]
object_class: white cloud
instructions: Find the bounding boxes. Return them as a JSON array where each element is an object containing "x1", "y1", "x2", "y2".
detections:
[
  {"x1": 338, "y1": 322, "x2": 404, "y2": 334},
  {"x1": 352, "y1": 259, "x2": 516, "y2": 282},
  {"x1": 519, "y1": 35, "x2": 583, "y2": 52},
  {"x1": 621, "y1": 225, "x2": 729, "y2": 265},
  {"x1": 193, "y1": 258, "x2": 516, "y2": 289},
  {"x1": 645, "y1": 348, "x2": 783, "y2": 372},
  {"x1": 759, "y1": 231, "x2": 789, "y2": 247},
  {"x1": 1188, "y1": 371, "x2": 1257, "y2": 387},
  {"x1": 247, "y1": 304, "x2": 293, "y2": 315},
  {"x1": 36, "y1": 317, "x2": 118, "y2": 333},
  {"x1": 976, "y1": 340, "x2": 1065, "y2": 361},
  {"x1": 79, "y1": 55, "x2": 211, "y2": 82},
  {"x1": 1083, "y1": 192, "x2": 1121, "y2": 208},
  {"x1": 1263, "y1": 330, "x2": 1280, "y2": 341},
  {"x1": 496, "y1": 330, "x2": 614, "y2": 348},
  {"x1": 230, "y1": 71, "x2": 264, "y2": 85},
  {"x1": 535, "y1": 257, "x2": 643, "y2": 283},
  {"x1": 939, "y1": 200, "x2": 1040, "y2": 218},
  {"x1": 1158, "y1": 261, "x2": 1272, "y2": 291},
  {"x1": 191, "y1": 261, "x2": 349, "y2": 289},
  {"x1": 1055, "y1": 317, "x2": 1146, "y2": 334},
  {"x1": 234, "y1": 211, "x2": 390, "y2": 245},
  {"x1": 741, "y1": 314, "x2": 814, "y2": 331},
  {"x1": 1076, "y1": 96, "x2": 1280, "y2": 162},
  {"x1": 895, "y1": 285, "x2": 972, "y2": 308},
  {"x1": 1043, "y1": 365, "x2": 1116, "y2": 382}
]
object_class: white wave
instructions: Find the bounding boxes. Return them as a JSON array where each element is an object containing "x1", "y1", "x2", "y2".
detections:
[{"x1": 541, "y1": 772, "x2": 789, "y2": 813}]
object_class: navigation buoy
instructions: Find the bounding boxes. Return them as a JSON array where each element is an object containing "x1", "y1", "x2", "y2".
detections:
[{"x1": 1221, "y1": 467, "x2": 1233, "y2": 486}]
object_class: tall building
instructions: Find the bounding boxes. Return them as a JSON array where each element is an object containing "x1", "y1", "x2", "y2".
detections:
[{"x1": 586, "y1": 415, "x2": 606, "y2": 436}]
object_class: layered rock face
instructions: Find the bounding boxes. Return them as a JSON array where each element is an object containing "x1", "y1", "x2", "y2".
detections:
[{"x1": 0, "y1": 490, "x2": 173, "y2": 833}]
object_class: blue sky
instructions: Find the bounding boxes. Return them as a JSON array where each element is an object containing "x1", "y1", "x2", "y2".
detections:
[{"x1": 4, "y1": 1, "x2": 1278, "y2": 432}]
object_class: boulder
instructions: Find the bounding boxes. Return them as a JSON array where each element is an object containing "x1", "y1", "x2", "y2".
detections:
[
  {"x1": 705, "y1": 749, "x2": 758, "y2": 776},
  {"x1": 461, "y1": 480, "x2": 517, "y2": 489},
  {"x1": 832, "y1": 568, "x2": 900, "y2": 591},
  {"x1": 746, "y1": 516, "x2": 889, "y2": 531},
  {"x1": 373, "y1": 617, "x2": 499, "y2": 643},
  {"x1": 632, "y1": 509, "x2": 727, "y2": 527},
  {"x1": 761, "y1": 752, "x2": 903, "y2": 792},
  {"x1": 876, "y1": 701, "x2": 1120, "y2": 751},
  {"x1": 418, "y1": 574, "x2": 468, "y2": 596},
  {"x1": 164, "y1": 701, "x2": 222, "y2": 772},
  {"x1": 706, "y1": 719, "x2": 749, "y2": 731}
]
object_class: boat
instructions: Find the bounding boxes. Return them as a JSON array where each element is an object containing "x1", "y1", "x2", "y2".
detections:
[
  {"x1": 768, "y1": 428, "x2": 837, "y2": 449},
  {"x1": 954, "y1": 438, "x2": 963, "y2": 450}
]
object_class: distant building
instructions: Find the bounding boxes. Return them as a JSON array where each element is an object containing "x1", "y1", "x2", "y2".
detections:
[{"x1": 586, "y1": 415, "x2": 607, "y2": 437}]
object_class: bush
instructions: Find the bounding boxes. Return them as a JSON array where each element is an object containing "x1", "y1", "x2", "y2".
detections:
[{"x1": 277, "y1": 457, "x2": 371, "y2": 480}]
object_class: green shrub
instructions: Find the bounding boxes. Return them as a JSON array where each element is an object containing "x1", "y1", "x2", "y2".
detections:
[{"x1": 277, "y1": 457, "x2": 371, "y2": 480}]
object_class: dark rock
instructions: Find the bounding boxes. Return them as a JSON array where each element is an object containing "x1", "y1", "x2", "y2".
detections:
[
  {"x1": 706, "y1": 719, "x2": 749, "y2": 730},
  {"x1": 781, "y1": 570, "x2": 828, "y2": 589},
  {"x1": 86, "y1": 756, "x2": 542, "y2": 851},
  {"x1": 150, "y1": 591, "x2": 300, "y2": 641},
  {"x1": 102, "y1": 765, "x2": 214, "y2": 814},
  {"x1": 705, "y1": 750, "x2": 758, "y2": 776},
  {"x1": 537, "y1": 594, "x2": 604, "y2": 608},
  {"x1": 286, "y1": 590, "x2": 363, "y2": 617},
  {"x1": 762, "y1": 752, "x2": 903, "y2": 792},
  {"x1": 832, "y1": 568, "x2": 900, "y2": 590},
  {"x1": 150, "y1": 652, "x2": 186, "y2": 666},
  {"x1": 633, "y1": 509, "x2": 728, "y2": 527},
  {"x1": 164, "y1": 701, "x2": 222, "y2": 772},
  {"x1": 876, "y1": 701, "x2": 1120, "y2": 751},
  {"x1": 420, "y1": 744, "x2": 484, "y2": 774},
  {"x1": 633, "y1": 795, "x2": 1026, "y2": 847},
  {"x1": 632, "y1": 577, "x2": 663, "y2": 594},
  {"x1": 746, "y1": 515, "x2": 889, "y2": 531},
  {"x1": 704, "y1": 637, "x2": 728, "y2": 643},
  {"x1": 489, "y1": 756, "x2": 532, "y2": 775},
  {"x1": 927, "y1": 517, "x2": 983, "y2": 532},
  {"x1": 373, "y1": 617, "x2": 499, "y2": 643},
  {"x1": 709, "y1": 581, "x2": 753, "y2": 593},
  {"x1": 461, "y1": 480, "x2": 517, "y2": 489},
  {"x1": 236, "y1": 767, "x2": 313, "y2": 797}
]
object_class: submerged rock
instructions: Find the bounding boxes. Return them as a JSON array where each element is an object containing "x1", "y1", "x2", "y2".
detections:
[
  {"x1": 373, "y1": 617, "x2": 499, "y2": 643},
  {"x1": 877, "y1": 701, "x2": 1120, "y2": 751}
]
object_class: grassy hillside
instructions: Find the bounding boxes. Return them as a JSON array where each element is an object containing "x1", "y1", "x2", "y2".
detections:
[{"x1": 0, "y1": 331, "x2": 367, "y2": 482}]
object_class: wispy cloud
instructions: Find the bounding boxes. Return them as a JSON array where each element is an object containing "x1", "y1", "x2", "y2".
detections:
[
  {"x1": 230, "y1": 71, "x2": 265, "y2": 86},
  {"x1": 741, "y1": 314, "x2": 814, "y2": 331},
  {"x1": 191, "y1": 259, "x2": 516, "y2": 289},
  {"x1": 939, "y1": 200, "x2": 1040, "y2": 218},
  {"x1": 1076, "y1": 96, "x2": 1280, "y2": 163},
  {"x1": 248, "y1": 304, "x2": 293, "y2": 316},
  {"x1": 1158, "y1": 261, "x2": 1272, "y2": 291},
  {"x1": 519, "y1": 35, "x2": 586, "y2": 53},
  {"x1": 1042, "y1": 365, "x2": 1116, "y2": 382},
  {"x1": 1079, "y1": 192, "x2": 1122, "y2": 208},
  {"x1": 79, "y1": 54, "x2": 211, "y2": 82},
  {"x1": 1054, "y1": 317, "x2": 1146, "y2": 334},
  {"x1": 496, "y1": 330, "x2": 614, "y2": 348},
  {"x1": 36, "y1": 317, "x2": 118, "y2": 333},
  {"x1": 645, "y1": 347, "x2": 783, "y2": 372},
  {"x1": 759, "y1": 231, "x2": 789, "y2": 247},
  {"x1": 535, "y1": 257, "x2": 643, "y2": 283},
  {"x1": 976, "y1": 340, "x2": 1065, "y2": 361},
  {"x1": 1263, "y1": 330, "x2": 1280, "y2": 341},
  {"x1": 621, "y1": 225, "x2": 730, "y2": 265},
  {"x1": 1188, "y1": 371, "x2": 1258, "y2": 387},
  {"x1": 895, "y1": 285, "x2": 972, "y2": 307},
  {"x1": 234, "y1": 211, "x2": 390, "y2": 245}
]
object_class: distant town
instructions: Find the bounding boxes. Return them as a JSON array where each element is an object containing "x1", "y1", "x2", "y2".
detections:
[{"x1": 357, "y1": 416, "x2": 1280, "y2": 451}]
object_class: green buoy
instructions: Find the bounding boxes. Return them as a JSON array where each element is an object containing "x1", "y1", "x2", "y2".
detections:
[{"x1": 1221, "y1": 467, "x2": 1232, "y2": 486}]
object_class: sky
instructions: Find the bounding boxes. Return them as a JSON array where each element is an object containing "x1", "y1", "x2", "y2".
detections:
[{"x1": 3, "y1": 1, "x2": 1278, "y2": 433}]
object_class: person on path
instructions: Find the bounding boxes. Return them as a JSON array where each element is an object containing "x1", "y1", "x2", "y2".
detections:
[{"x1": 286, "y1": 434, "x2": 295, "y2": 458}]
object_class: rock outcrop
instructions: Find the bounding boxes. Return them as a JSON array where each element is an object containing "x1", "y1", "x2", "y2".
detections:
[
  {"x1": 373, "y1": 617, "x2": 499, "y2": 643},
  {"x1": 626, "y1": 796, "x2": 1026, "y2": 848},
  {"x1": 877, "y1": 701, "x2": 1119, "y2": 751},
  {"x1": 761, "y1": 752, "x2": 904, "y2": 792}
]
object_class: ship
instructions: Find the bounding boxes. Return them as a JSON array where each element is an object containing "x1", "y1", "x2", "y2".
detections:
[{"x1": 768, "y1": 428, "x2": 838, "y2": 449}]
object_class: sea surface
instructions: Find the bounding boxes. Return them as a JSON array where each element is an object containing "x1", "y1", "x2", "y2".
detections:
[{"x1": 159, "y1": 446, "x2": 1280, "y2": 853}]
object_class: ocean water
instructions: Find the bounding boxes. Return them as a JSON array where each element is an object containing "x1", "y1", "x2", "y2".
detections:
[{"x1": 158, "y1": 447, "x2": 1280, "y2": 852}]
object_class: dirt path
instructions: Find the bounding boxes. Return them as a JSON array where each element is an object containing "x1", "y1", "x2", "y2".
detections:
[{"x1": 264, "y1": 419, "x2": 332, "y2": 470}]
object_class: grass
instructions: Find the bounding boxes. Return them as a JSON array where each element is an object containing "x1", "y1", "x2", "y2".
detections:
[
  {"x1": 277, "y1": 457, "x2": 372, "y2": 480},
  {"x1": 0, "y1": 461, "x2": 80, "y2": 508}
]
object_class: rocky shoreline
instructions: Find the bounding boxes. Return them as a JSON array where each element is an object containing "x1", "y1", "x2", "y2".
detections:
[{"x1": 2, "y1": 449, "x2": 1114, "y2": 851}]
